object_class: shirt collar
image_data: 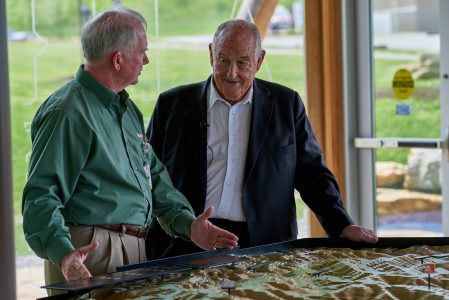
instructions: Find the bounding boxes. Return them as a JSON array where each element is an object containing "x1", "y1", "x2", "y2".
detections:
[
  {"x1": 208, "y1": 78, "x2": 253, "y2": 111},
  {"x1": 76, "y1": 65, "x2": 125, "y2": 109}
]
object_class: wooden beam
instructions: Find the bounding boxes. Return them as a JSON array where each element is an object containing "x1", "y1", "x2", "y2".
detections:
[
  {"x1": 237, "y1": 0, "x2": 278, "y2": 39},
  {"x1": 304, "y1": 0, "x2": 346, "y2": 237}
]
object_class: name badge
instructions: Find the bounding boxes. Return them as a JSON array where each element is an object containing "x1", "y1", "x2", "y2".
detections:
[{"x1": 143, "y1": 163, "x2": 152, "y2": 190}]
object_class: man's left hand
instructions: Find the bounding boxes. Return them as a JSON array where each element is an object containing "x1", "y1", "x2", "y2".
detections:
[
  {"x1": 191, "y1": 206, "x2": 239, "y2": 250},
  {"x1": 61, "y1": 240, "x2": 99, "y2": 281},
  {"x1": 340, "y1": 225, "x2": 378, "y2": 244}
]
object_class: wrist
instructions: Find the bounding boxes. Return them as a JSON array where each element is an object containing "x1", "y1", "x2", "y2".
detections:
[{"x1": 47, "y1": 237, "x2": 75, "y2": 269}]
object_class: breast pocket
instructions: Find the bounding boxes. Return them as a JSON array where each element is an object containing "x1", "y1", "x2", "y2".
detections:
[{"x1": 271, "y1": 143, "x2": 296, "y2": 157}]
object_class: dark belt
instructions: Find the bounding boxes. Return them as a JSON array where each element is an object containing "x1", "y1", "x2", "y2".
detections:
[
  {"x1": 99, "y1": 224, "x2": 148, "y2": 238},
  {"x1": 66, "y1": 222, "x2": 148, "y2": 238}
]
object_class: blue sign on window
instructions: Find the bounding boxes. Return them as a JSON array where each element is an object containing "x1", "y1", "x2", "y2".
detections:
[{"x1": 396, "y1": 104, "x2": 411, "y2": 116}]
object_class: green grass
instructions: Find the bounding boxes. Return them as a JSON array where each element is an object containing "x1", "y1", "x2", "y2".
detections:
[
  {"x1": 7, "y1": 0, "x2": 302, "y2": 37},
  {"x1": 296, "y1": 198, "x2": 305, "y2": 219},
  {"x1": 373, "y1": 55, "x2": 441, "y2": 165},
  {"x1": 7, "y1": 0, "x2": 237, "y2": 37},
  {"x1": 375, "y1": 97, "x2": 440, "y2": 164}
]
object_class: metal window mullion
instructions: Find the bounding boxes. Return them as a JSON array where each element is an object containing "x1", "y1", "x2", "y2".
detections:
[{"x1": 439, "y1": 0, "x2": 449, "y2": 236}]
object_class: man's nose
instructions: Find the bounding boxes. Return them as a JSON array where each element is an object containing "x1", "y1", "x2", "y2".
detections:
[{"x1": 227, "y1": 62, "x2": 238, "y2": 78}]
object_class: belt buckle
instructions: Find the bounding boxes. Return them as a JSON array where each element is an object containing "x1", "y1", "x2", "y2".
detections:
[
  {"x1": 120, "y1": 224, "x2": 126, "y2": 237},
  {"x1": 137, "y1": 225, "x2": 147, "y2": 238}
]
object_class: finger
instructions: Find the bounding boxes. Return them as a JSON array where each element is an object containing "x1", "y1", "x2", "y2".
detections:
[
  {"x1": 215, "y1": 238, "x2": 239, "y2": 249},
  {"x1": 73, "y1": 262, "x2": 92, "y2": 276},
  {"x1": 78, "y1": 240, "x2": 99, "y2": 258},
  {"x1": 62, "y1": 257, "x2": 92, "y2": 281},
  {"x1": 363, "y1": 230, "x2": 378, "y2": 244},
  {"x1": 197, "y1": 206, "x2": 214, "y2": 222},
  {"x1": 210, "y1": 225, "x2": 239, "y2": 241},
  {"x1": 353, "y1": 229, "x2": 375, "y2": 243},
  {"x1": 67, "y1": 263, "x2": 92, "y2": 281},
  {"x1": 213, "y1": 232, "x2": 240, "y2": 249}
]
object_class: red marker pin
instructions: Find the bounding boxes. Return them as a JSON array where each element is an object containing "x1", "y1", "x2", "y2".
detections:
[{"x1": 425, "y1": 262, "x2": 436, "y2": 290}]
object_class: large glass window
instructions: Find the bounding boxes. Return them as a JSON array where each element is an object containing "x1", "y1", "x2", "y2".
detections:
[
  {"x1": 351, "y1": 0, "x2": 448, "y2": 237},
  {"x1": 372, "y1": 0, "x2": 442, "y2": 236}
]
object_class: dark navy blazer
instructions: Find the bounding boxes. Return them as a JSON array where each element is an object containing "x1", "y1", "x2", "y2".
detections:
[{"x1": 146, "y1": 77, "x2": 354, "y2": 256}]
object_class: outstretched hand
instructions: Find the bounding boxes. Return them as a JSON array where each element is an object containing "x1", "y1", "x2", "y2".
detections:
[
  {"x1": 61, "y1": 240, "x2": 99, "y2": 281},
  {"x1": 191, "y1": 206, "x2": 239, "y2": 250},
  {"x1": 340, "y1": 225, "x2": 378, "y2": 244}
]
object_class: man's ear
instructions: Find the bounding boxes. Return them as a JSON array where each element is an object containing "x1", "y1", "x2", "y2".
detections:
[
  {"x1": 255, "y1": 50, "x2": 266, "y2": 71},
  {"x1": 112, "y1": 51, "x2": 123, "y2": 71},
  {"x1": 208, "y1": 43, "x2": 214, "y2": 67}
]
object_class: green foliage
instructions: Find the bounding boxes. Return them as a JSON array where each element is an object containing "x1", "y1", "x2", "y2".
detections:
[
  {"x1": 144, "y1": 0, "x2": 235, "y2": 36},
  {"x1": 7, "y1": 0, "x2": 79, "y2": 36},
  {"x1": 374, "y1": 58, "x2": 411, "y2": 87},
  {"x1": 6, "y1": 0, "x2": 305, "y2": 37},
  {"x1": 372, "y1": 52, "x2": 440, "y2": 164},
  {"x1": 7, "y1": 0, "x2": 237, "y2": 37},
  {"x1": 374, "y1": 97, "x2": 440, "y2": 164},
  {"x1": 5, "y1": 0, "x2": 31, "y2": 30}
]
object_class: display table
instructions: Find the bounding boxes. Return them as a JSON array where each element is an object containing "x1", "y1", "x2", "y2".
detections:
[{"x1": 40, "y1": 237, "x2": 449, "y2": 299}]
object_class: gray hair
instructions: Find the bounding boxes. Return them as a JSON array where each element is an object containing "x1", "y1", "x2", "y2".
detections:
[
  {"x1": 81, "y1": 6, "x2": 147, "y2": 63},
  {"x1": 211, "y1": 19, "x2": 262, "y2": 60}
]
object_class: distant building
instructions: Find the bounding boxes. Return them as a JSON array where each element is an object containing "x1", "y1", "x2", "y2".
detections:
[{"x1": 373, "y1": 0, "x2": 438, "y2": 34}]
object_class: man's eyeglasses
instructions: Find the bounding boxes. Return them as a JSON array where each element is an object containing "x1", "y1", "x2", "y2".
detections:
[
  {"x1": 207, "y1": 143, "x2": 214, "y2": 166},
  {"x1": 216, "y1": 57, "x2": 252, "y2": 71}
]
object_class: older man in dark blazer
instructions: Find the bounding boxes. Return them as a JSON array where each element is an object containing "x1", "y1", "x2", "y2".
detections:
[{"x1": 146, "y1": 19, "x2": 377, "y2": 259}]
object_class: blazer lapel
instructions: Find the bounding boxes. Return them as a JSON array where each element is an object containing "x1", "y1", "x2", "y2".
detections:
[
  {"x1": 182, "y1": 78, "x2": 210, "y2": 209},
  {"x1": 244, "y1": 79, "x2": 274, "y2": 184}
]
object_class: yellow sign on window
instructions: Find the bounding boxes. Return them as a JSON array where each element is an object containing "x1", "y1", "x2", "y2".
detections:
[{"x1": 392, "y1": 69, "x2": 414, "y2": 100}]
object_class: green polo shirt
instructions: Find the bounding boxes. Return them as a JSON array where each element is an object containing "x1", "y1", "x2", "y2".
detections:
[{"x1": 22, "y1": 66, "x2": 195, "y2": 268}]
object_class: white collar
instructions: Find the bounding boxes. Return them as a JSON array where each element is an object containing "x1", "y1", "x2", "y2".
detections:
[{"x1": 208, "y1": 78, "x2": 253, "y2": 111}]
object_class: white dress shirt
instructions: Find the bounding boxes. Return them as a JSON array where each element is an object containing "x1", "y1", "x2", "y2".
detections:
[{"x1": 204, "y1": 81, "x2": 252, "y2": 221}]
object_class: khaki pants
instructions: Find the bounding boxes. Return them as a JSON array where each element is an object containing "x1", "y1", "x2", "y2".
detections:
[{"x1": 45, "y1": 224, "x2": 146, "y2": 295}]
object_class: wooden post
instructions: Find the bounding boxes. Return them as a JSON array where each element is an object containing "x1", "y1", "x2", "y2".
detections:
[
  {"x1": 305, "y1": 0, "x2": 346, "y2": 237},
  {"x1": 237, "y1": 0, "x2": 279, "y2": 40}
]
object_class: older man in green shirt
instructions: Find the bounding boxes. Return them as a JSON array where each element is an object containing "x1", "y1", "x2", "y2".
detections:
[{"x1": 22, "y1": 6, "x2": 238, "y2": 289}]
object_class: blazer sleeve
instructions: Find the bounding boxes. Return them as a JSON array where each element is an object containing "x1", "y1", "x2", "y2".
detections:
[
  {"x1": 146, "y1": 93, "x2": 165, "y2": 158},
  {"x1": 292, "y1": 92, "x2": 354, "y2": 237}
]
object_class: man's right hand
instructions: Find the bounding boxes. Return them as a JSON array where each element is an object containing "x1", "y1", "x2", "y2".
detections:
[
  {"x1": 61, "y1": 240, "x2": 99, "y2": 281},
  {"x1": 190, "y1": 206, "x2": 239, "y2": 250},
  {"x1": 340, "y1": 225, "x2": 378, "y2": 244}
]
